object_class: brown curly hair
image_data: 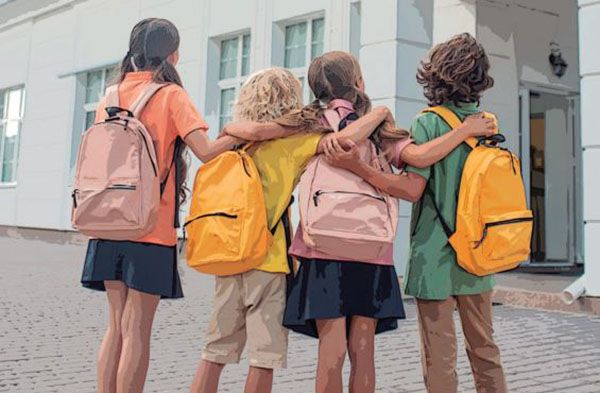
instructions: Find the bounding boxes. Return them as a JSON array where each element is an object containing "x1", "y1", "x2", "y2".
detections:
[{"x1": 417, "y1": 33, "x2": 494, "y2": 107}]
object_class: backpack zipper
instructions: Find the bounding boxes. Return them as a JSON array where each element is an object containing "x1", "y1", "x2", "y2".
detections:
[
  {"x1": 184, "y1": 212, "x2": 238, "y2": 227},
  {"x1": 313, "y1": 190, "x2": 385, "y2": 207},
  {"x1": 107, "y1": 184, "x2": 137, "y2": 190},
  {"x1": 71, "y1": 185, "x2": 135, "y2": 209},
  {"x1": 473, "y1": 217, "x2": 533, "y2": 249}
]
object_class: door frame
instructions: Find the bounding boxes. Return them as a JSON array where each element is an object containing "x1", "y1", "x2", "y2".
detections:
[{"x1": 518, "y1": 85, "x2": 581, "y2": 268}]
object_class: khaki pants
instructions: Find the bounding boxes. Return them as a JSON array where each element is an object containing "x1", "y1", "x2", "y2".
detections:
[
  {"x1": 416, "y1": 291, "x2": 507, "y2": 393},
  {"x1": 202, "y1": 270, "x2": 288, "y2": 369}
]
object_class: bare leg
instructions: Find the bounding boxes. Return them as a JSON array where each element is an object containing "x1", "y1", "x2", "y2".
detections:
[
  {"x1": 116, "y1": 288, "x2": 160, "y2": 393},
  {"x1": 97, "y1": 281, "x2": 128, "y2": 393},
  {"x1": 347, "y1": 316, "x2": 377, "y2": 393},
  {"x1": 315, "y1": 318, "x2": 347, "y2": 393},
  {"x1": 244, "y1": 366, "x2": 273, "y2": 393},
  {"x1": 189, "y1": 360, "x2": 225, "y2": 393}
]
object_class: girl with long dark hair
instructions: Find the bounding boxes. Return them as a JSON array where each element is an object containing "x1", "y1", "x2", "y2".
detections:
[{"x1": 80, "y1": 18, "x2": 243, "y2": 393}]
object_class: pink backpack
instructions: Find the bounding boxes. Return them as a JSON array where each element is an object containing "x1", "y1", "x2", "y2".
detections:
[
  {"x1": 298, "y1": 108, "x2": 399, "y2": 261},
  {"x1": 72, "y1": 82, "x2": 172, "y2": 240}
]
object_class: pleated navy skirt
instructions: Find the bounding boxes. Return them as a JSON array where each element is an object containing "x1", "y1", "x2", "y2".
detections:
[
  {"x1": 81, "y1": 239, "x2": 183, "y2": 299},
  {"x1": 283, "y1": 258, "x2": 405, "y2": 338}
]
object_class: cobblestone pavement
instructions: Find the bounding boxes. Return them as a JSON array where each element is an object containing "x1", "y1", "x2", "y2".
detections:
[{"x1": 1, "y1": 236, "x2": 599, "y2": 393}]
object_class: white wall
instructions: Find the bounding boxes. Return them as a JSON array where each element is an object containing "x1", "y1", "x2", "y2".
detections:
[
  {"x1": 0, "y1": 0, "x2": 434, "y2": 273},
  {"x1": 579, "y1": 0, "x2": 600, "y2": 296},
  {"x1": 477, "y1": 0, "x2": 579, "y2": 153}
]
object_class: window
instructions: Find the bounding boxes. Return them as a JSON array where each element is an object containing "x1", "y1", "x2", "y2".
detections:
[
  {"x1": 349, "y1": 2, "x2": 361, "y2": 59},
  {"x1": 0, "y1": 86, "x2": 25, "y2": 184},
  {"x1": 218, "y1": 33, "x2": 251, "y2": 129},
  {"x1": 83, "y1": 67, "x2": 118, "y2": 131},
  {"x1": 70, "y1": 66, "x2": 118, "y2": 170},
  {"x1": 283, "y1": 17, "x2": 325, "y2": 101}
]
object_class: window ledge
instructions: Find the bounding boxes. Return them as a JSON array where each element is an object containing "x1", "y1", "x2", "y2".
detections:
[{"x1": 0, "y1": 182, "x2": 17, "y2": 189}]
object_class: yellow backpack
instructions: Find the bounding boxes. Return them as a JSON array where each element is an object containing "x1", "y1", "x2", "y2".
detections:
[
  {"x1": 423, "y1": 106, "x2": 533, "y2": 276},
  {"x1": 184, "y1": 144, "x2": 274, "y2": 276}
]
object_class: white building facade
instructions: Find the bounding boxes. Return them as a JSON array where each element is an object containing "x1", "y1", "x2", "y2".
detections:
[{"x1": 0, "y1": 0, "x2": 598, "y2": 295}]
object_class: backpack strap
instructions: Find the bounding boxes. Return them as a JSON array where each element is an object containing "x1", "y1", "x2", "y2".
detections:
[
  {"x1": 421, "y1": 106, "x2": 478, "y2": 149},
  {"x1": 323, "y1": 109, "x2": 359, "y2": 133},
  {"x1": 272, "y1": 196, "x2": 296, "y2": 292},
  {"x1": 166, "y1": 137, "x2": 183, "y2": 228},
  {"x1": 425, "y1": 187, "x2": 453, "y2": 239},
  {"x1": 130, "y1": 82, "x2": 167, "y2": 118},
  {"x1": 173, "y1": 138, "x2": 184, "y2": 228}
]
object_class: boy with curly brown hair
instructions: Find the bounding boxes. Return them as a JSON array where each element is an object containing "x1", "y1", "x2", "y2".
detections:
[{"x1": 405, "y1": 33, "x2": 508, "y2": 393}]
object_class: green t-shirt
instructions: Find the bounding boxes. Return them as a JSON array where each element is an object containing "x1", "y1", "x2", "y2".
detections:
[{"x1": 404, "y1": 102, "x2": 494, "y2": 300}]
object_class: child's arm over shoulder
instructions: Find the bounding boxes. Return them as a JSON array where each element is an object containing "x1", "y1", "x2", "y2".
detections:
[
  {"x1": 316, "y1": 106, "x2": 390, "y2": 154},
  {"x1": 400, "y1": 112, "x2": 495, "y2": 169},
  {"x1": 326, "y1": 139, "x2": 427, "y2": 202},
  {"x1": 221, "y1": 106, "x2": 391, "y2": 149},
  {"x1": 166, "y1": 85, "x2": 244, "y2": 162}
]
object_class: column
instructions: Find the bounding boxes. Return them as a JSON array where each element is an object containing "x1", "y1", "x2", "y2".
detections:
[
  {"x1": 579, "y1": 0, "x2": 600, "y2": 296},
  {"x1": 360, "y1": 0, "x2": 433, "y2": 274}
]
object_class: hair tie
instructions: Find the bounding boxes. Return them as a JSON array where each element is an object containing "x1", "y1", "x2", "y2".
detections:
[{"x1": 130, "y1": 56, "x2": 139, "y2": 72}]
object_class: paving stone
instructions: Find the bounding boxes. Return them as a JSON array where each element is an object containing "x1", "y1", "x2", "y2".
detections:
[{"x1": 1, "y1": 236, "x2": 599, "y2": 392}]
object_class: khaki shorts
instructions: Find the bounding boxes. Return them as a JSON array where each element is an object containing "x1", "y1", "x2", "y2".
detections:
[{"x1": 202, "y1": 270, "x2": 288, "y2": 369}]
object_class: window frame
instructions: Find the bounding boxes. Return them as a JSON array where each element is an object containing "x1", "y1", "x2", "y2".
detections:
[
  {"x1": 217, "y1": 32, "x2": 251, "y2": 129},
  {"x1": 70, "y1": 65, "x2": 117, "y2": 173},
  {"x1": 0, "y1": 85, "x2": 26, "y2": 186},
  {"x1": 282, "y1": 15, "x2": 325, "y2": 102}
]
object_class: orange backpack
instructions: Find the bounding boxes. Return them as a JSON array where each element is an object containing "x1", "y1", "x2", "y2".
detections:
[
  {"x1": 185, "y1": 144, "x2": 290, "y2": 276},
  {"x1": 423, "y1": 106, "x2": 533, "y2": 276}
]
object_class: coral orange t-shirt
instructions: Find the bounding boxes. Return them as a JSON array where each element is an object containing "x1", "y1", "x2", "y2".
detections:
[{"x1": 95, "y1": 71, "x2": 208, "y2": 246}]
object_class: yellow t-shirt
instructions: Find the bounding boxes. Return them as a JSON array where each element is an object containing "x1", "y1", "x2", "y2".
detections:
[{"x1": 251, "y1": 132, "x2": 323, "y2": 273}]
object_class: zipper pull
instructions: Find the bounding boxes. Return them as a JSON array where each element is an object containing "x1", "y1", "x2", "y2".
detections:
[
  {"x1": 71, "y1": 189, "x2": 78, "y2": 208},
  {"x1": 473, "y1": 226, "x2": 488, "y2": 249},
  {"x1": 313, "y1": 190, "x2": 322, "y2": 207}
]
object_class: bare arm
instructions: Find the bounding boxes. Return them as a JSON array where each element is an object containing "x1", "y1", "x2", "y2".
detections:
[
  {"x1": 221, "y1": 106, "x2": 392, "y2": 148},
  {"x1": 345, "y1": 160, "x2": 427, "y2": 202},
  {"x1": 400, "y1": 114, "x2": 497, "y2": 168},
  {"x1": 317, "y1": 106, "x2": 390, "y2": 154},
  {"x1": 326, "y1": 140, "x2": 427, "y2": 202},
  {"x1": 220, "y1": 121, "x2": 295, "y2": 141},
  {"x1": 184, "y1": 129, "x2": 244, "y2": 163}
]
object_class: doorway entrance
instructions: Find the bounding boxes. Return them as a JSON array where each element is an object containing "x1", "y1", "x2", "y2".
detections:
[{"x1": 519, "y1": 88, "x2": 583, "y2": 267}]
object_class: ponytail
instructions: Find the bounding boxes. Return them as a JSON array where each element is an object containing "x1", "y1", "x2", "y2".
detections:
[{"x1": 115, "y1": 18, "x2": 188, "y2": 204}]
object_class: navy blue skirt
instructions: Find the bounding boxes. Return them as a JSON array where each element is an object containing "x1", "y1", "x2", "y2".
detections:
[
  {"x1": 81, "y1": 239, "x2": 183, "y2": 299},
  {"x1": 283, "y1": 258, "x2": 405, "y2": 338}
]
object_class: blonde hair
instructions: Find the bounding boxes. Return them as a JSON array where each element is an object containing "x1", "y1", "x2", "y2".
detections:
[
  {"x1": 277, "y1": 51, "x2": 409, "y2": 144},
  {"x1": 234, "y1": 68, "x2": 304, "y2": 123}
]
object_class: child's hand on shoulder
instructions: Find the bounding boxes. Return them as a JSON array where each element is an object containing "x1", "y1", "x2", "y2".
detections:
[
  {"x1": 326, "y1": 139, "x2": 360, "y2": 171},
  {"x1": 458, "y1": 113, "x2": 497, "y2": 138}
]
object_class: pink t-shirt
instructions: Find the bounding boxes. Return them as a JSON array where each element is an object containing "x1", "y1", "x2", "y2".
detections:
[{"x1": 288, "y1": 100, "x2": 413, "y2": 265}]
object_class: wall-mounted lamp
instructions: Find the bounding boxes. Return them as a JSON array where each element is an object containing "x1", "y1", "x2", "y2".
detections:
[{"x1": 549, "y1": 41, "x2": 568, "y2": 78}]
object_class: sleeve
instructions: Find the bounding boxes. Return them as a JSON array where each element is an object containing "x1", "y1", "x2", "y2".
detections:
[
  {"x1": 404, "y1": 116, "x2": 434, "y2": 181},
  {"x1": 387, "y1": 138, "x2": 414, "y2": 169},
  {"x1": 168, "y1": 86, "x2": 209, "y2": 139}
]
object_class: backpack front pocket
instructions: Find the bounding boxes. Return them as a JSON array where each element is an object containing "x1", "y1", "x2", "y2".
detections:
[
  {"x1": 476, "y1": 210, "x2": 533, "y2": 261},
  {"x1": 73, "y1": 184, "x2": 141, "y2": 229},
  {"x1": 309, "y1": 190, "x2": 390, "y2": 238},
  {"x1": 184, "y1": 211, "x2": 242, "y2": 263}
]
